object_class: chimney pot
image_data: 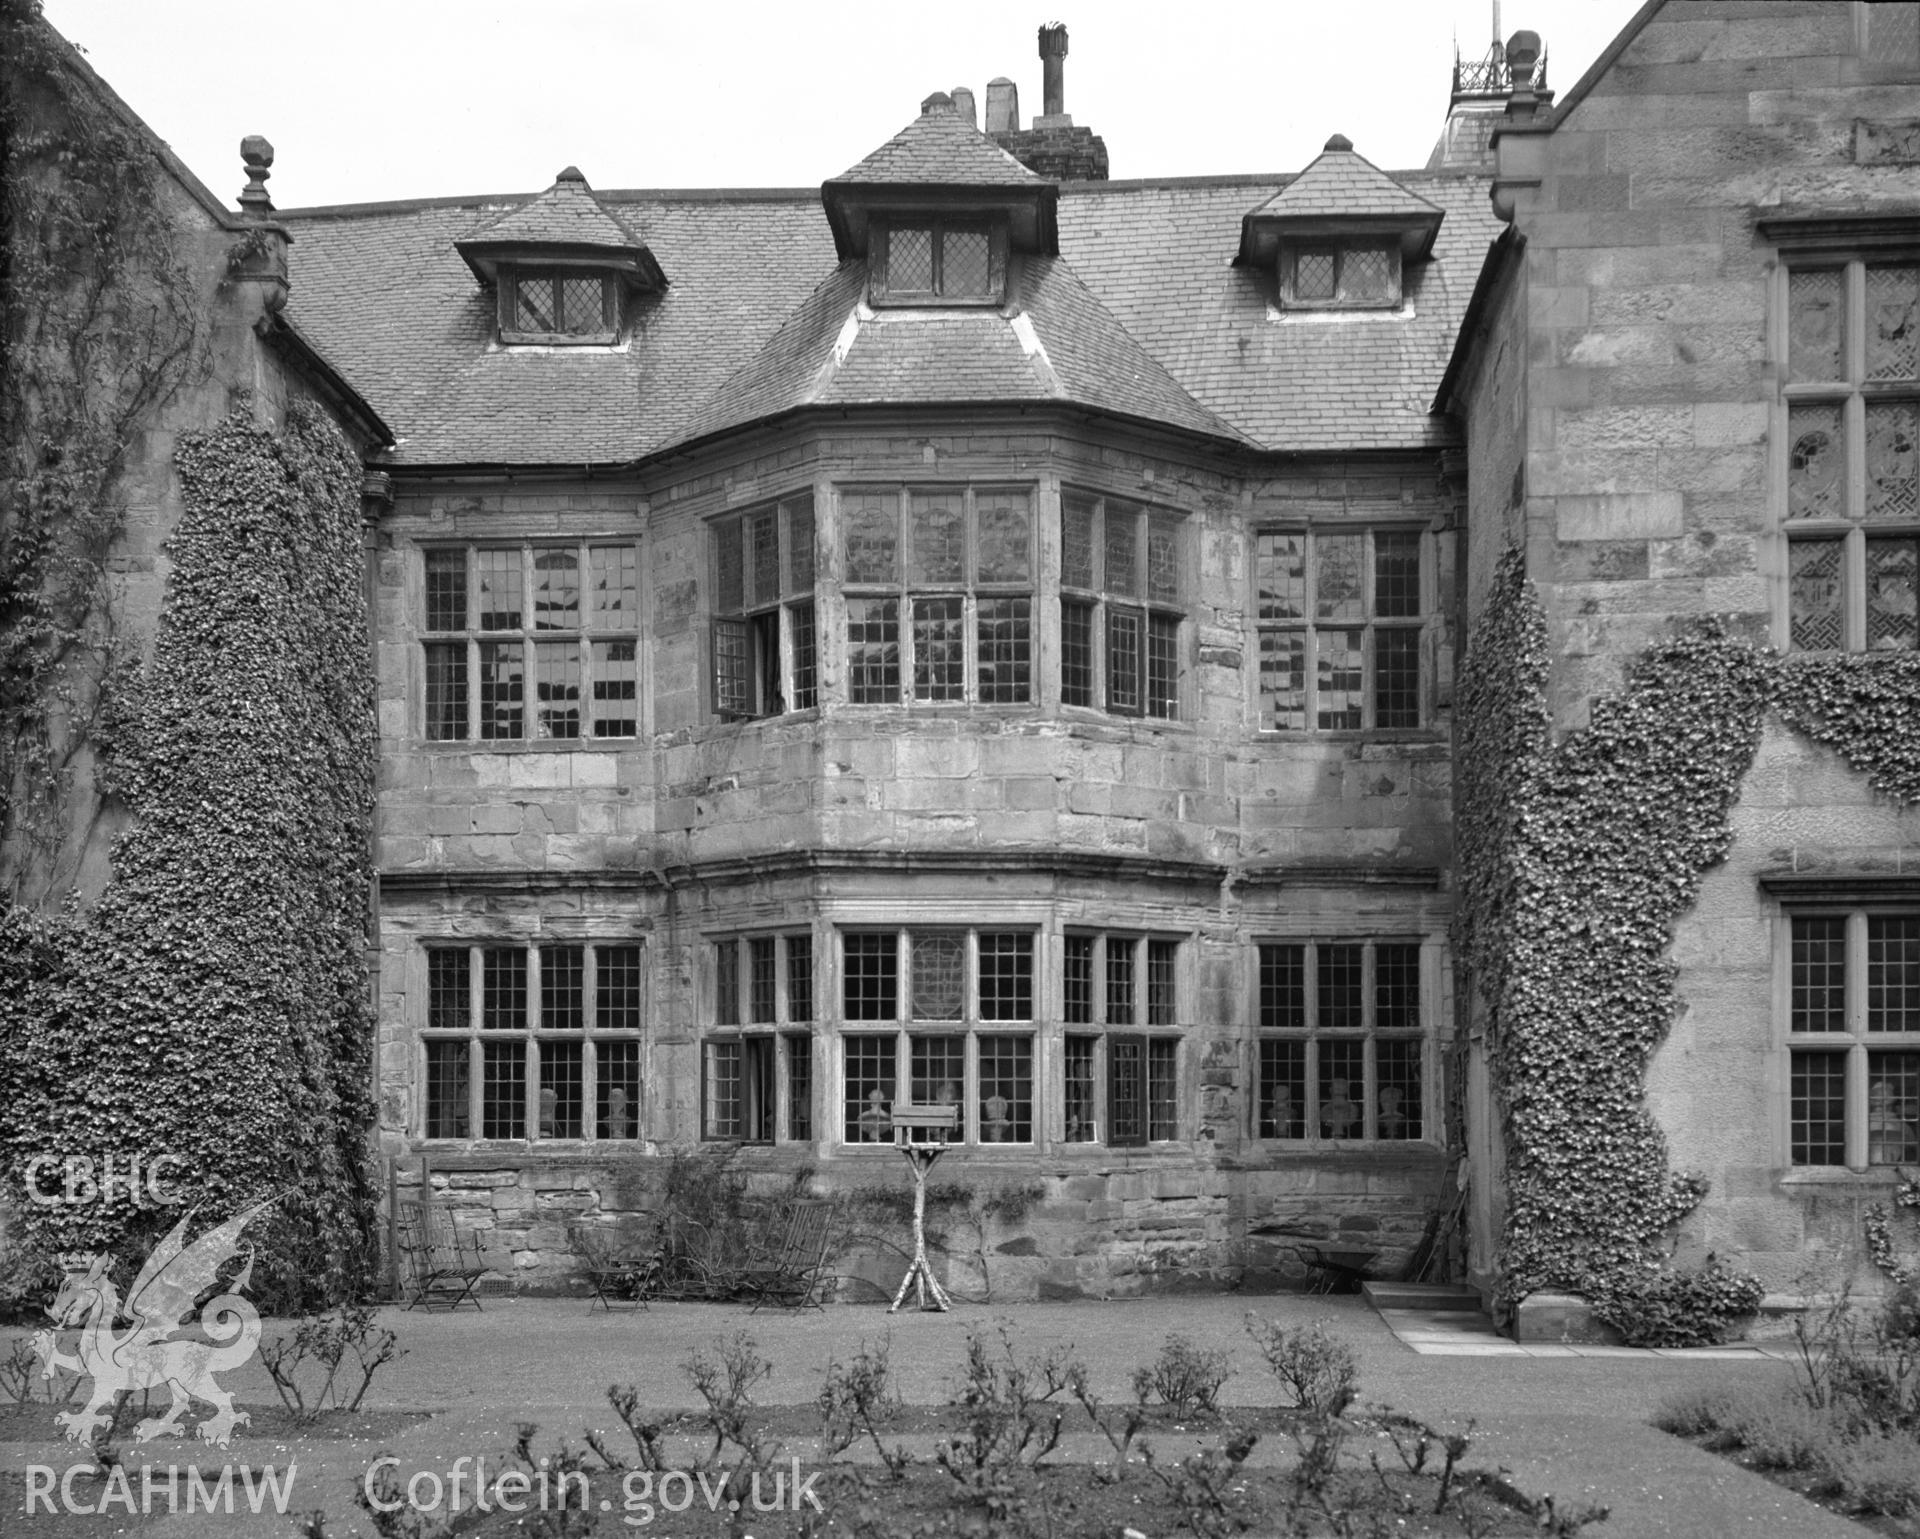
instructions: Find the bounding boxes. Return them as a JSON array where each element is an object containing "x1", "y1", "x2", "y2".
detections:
[
  {"x1": 985, "y1": 76, "x2": 1020, "y2": 134},
  {"x1": 920, "y1": 90, "x2": 955, "y2": 116},
  {"x1": 238, "y1": 135, "x2": 275, "y2": 216},
  {"x1": 557, "y1": 165, "x2": 587, "y2": 184},
  {"x1": 1324, "y1": 133, "x2": 1353, "y2": 152},
  {"x1": 951, "y1": 85, "x2": 977, "y2": 127},
  {"x1": 1038, "y1": 22, "x2": 1068, "y2": 120}
]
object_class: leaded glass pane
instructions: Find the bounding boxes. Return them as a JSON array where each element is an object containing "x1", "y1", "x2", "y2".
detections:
[
  {"x1": 1259, "y1": 944, "x2": 1305, "y2": 1028},
  {"x1": 910, "y1": 1034, "x2": 965, "y2": 1106},
  {"x1": 843, "y1": 934, "x2": 896, "y2": 1021},
  {"x1": 843, "y1": 491, "x2": 899, "y2": 584},
  {"x1": 1315, "y1": 534, "x2": 1364, "y2": 620},
  {"x1": 1315, "y1": 628, "x2": 1364, "y2": 729},
  {"x1": 911, "y1": 933, "x2": 965, "y2": 1019},
  {"x1": 1064, "y1": 1036, "x2": 1097, "y2": 1142},
  {"x1": 1105, "y1": 939, "x2": 1136, "y2": 1027},
  {"x1": 1867, "y1": 401, "x2": 1919, "y2": 520},
  {"x1": 1061, "y1": 599, "x2": 1094, "y2": 707},
  {"x1": 847, "y1": 597, "x2": 900, "y2": 703},
  {"x1": 425, "y1": 549, "x2": 467, "y2": 631},
  {"x1": 890, "y1": 226, "x2": 934, "y2": 293},
  {"x1": 1064, "y1": 936, "x2": 1094, "y2": 1025},
  {"x1": 1342, "y1": 247, "x2": 1393, "y2": 302},
  {"x1": 713, "y1": 617, "x2": 748, "y2": 717},
  {"x1": 715, "y1": 518, "x2": 744, "y2": 613},
  {"x1": 976, "y1": 489, "x2": 1032, "y2": 582},
  {"x1": 482, "y1": 947, "x2": 527, "y2": 1031},
  {"x1": 749, "y1": 508, "x2": 780, "y2": 605},
  {"x1": 1789, "y1": 404, "x2": 1846, "y2": 520},
  {"x1": 1258, "y1": 630, "x2": 1306, "y2": 731},
  {"x1": 538, "y1": 1050, "x2": 582, "y2": 1147},
  {"x1": 979, "y1": 934, "x2": 1033, "y2": 1020},
  {"x1": 715, "y1": 939, "x2": 740, "y2": 1026},
  {"x1": 1375, "y1": 628, "x2": 1421, "y2": 729},
  {"x1": 786, "y1": 496, "x2": 815, "y2": 589},
  {"x1": 1789, "y1": 538, "x2": 1845, "y2": 651},
  {"x1": 1062, "y1": 494, "x2": 1097, "y2": 589},
  {"x1": 1256, "y1": 532, "x2": 1307, "y2": 620},
  {"x1": 425, "y1": 1041, "x2": 470, "y2": 1139},
  {"x1": 532, "y1": 549, "x2": 578, "y2": 631},
  {"x1": 1295, "y1": 250, "x2": 1335, "y2": 301},
  {"x1": 425, "y1": 642, "x2": 467, "y2": 740},
  {"x1": 428, "y1": 950, "x2": 470, "y2": 1031},
  {"x1": 515, "y1": 275, "x2": 556, "y2": 332},
  {"x1": 909, "y1": 491, "x2": 966, "y2": 583},
  {"x1": 598, "y1": 1041, "x2": 641, "y2": 1139},
  {"x1": 597, "y1": 946, "x2": 643, "y2": 1031},
  {"x1": 844, "y1": 1035, "x2": 897, "y2": 1141},
  {"x1": 591, "y1": 640, "x2": 638, "y2": 737},
  {"x1": 749, "y1": 937, "x2": 777, "y2": 1024},
  {"x1": 478, "y1": 641, "x2": 524, "y2": 739},
  {"x1": 540, "y1": 945, "x2": 585, "y2": 1032},
  {"x1": 1376, "y1": 944, "x2": 1420, "y2": 1030},
  {"x1": 1792, "y1": 916, "x2": 1848, "y2": 1031},
  {"x1": 559, "y1": 275, "x2": 605, "y2": 335},
  {"x1": 943, "y1": 228, "x2": 991, "y2": 297},
  {"x1": 589, "y1": 546, "x2": 637, "y2": 630},
  {"x1": 1257, "y1": 1039, "x2": 1306, "y2": 1138},
  {"x1": 1147, "y1": 1039, "x2": 1177, "y2": 1141},
  {"x1": 1146, "y1": 940, "x2": 1177, "y2": 1026},
  {"x1": 786, "y1": 1036, "x2": 812, "y2": 1140},
  {"x1": 1376, "y1": 1039, "x2": 1422, "y2": 1140},
  {"x1": 1105, "y1": 506, "x2": 1139, "y2": 597},
  {"x1": 1789, "y1": 268, "x2": 1845, "y2": 383},
  {"x1": 1146, "y1": 613, "x2": 1178, "y2": 719},
  {"x1": 1319, "y1": 944, "x2": 1364, "y2": 1031},
  {"x1": 477, "y1": 548, "x2": 522, "y2": 631},
  {"x1": 1374, "y1": 533, "x2": 1421, "y2": 617},
  {"x1": 911, "y1": 595, "x2": 965, "y2": 701},
  {"x1": 1317, "y1": 1039, "x2": 1365, "y2": 1138},
  {"x1": 1867, "y1": 536, "x2": 1919, "y2": 651},
  {"x1": 1791, "y1": 1050, "x2": 1846, "y2": 1166},
  {"x1": 1869, "y1": 1053, "x2": 1920, "y2": 1165},
  {"x1": 1106, "y1": 607, "x2": 1142, "y2": 713},
  {"x1": 786, "y1": 936, "x2": 814, "y2": 1023},
  {"x1": 1867, "y1": 264, "x2": 1920, "y2": 383},
  {"x1": 790, "y1": 601, "x2": 817, "y2": 711},
  {"x1": 1869, "y1": 916, "x2": 1920, "y2": 1031},
  {"x1": 533, "y1": 642, "x2": 580, "y2": 739},
  {"x1": 978, "y1": 1036, "x2": 1031, "y2": 1141},
  {"x1": 977, "y1": 597, "x2": 1031, "y2": 703},
  {"x1": 1147, "y1": 516, "x2": 1180, "y2": 602}
]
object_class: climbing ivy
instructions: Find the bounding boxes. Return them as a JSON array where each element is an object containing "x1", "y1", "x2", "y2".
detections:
[
  {"x1": 1457, "y1": 547, "x2": 1920, "y2": 1315},
  {"x1": 1, "y1": 405, "x2": 377, "y2": 1308},
  {"x1": 0, "y1": 0, "x2": 206, "y2": 896}
]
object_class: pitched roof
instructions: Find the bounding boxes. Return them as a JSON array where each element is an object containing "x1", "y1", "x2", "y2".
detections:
[
  {"x1": 827, "y1": 96, "x2": 1044, "y2": 188},
  {"x1": 461, "y1": 166, "x2": 648, "y2": 250},
  {"x1": 1247, "y1": 136, "x2": 1443, "y2": 222}
]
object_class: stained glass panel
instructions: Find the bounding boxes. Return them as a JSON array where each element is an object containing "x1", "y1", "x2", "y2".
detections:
[
  {"x1": 1867, "y1": 536, "x2": 1919, "y2": 651},
  {"x1": 975, "y1": 490, "x2": 1031, "y2": 582},
  {"x1": 749, "y1": 508, "x2": 780, "y2": 605},
  {"x1": 911, "y1": 933, "x2": 964, "y2": 1019},
  {"x1": 1789, "y1": 538, "x2": 1845, "y2": 651},
  {"x1": 843, "y1": 492, "x2": 899, "y2": 584},
  {"x1": 1105, "y1": 506, "x2": 1139, "y2": 597},
  {"x1": 1867, "y1": 263, "x2": 1920, "y2": 383},
  {"x1": 1314, "y1": 534, "x2": 1365, "y2": 620},
  {"x1": 1788, "y1": 404, "x2": 1846, "y2": 520},
  {"x1": 1062, "y1": 494, "x2": 1097, "y2": 589},
  {"x1": 909, "y1": 492, "x2": 966, "y2": 583},
  {"x1": 1867, "y1": 401, "x2": 1919, "y2": 520},
  {"x1": 1788, "y1": 268, "x2": 1844, "y2": 383},
  {"x1": 786, "y1": 497, "x2": 815, "y2": 589},
  {"x1": 1147, "y1": 516, "x2": 1180, "y2": 602},
  {"x1": 714, "y1": 519, "x2": 743, "y2": 613}
]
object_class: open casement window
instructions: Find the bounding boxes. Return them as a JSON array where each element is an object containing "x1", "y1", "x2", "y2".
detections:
[
  {"x1": 1281, "y1": 246, "x2": 1400, "y2": 310},
  {"x1": 1255, "y1": 527, "x2": 1429, "y2": 731},
  {"x1": 1059, "y1": 491, "x2": 1184, "y2": 719},
  {"x1": 871, "y1": 218, "x2": 1005, "y2": 306},
  {"x1": 1254, "y1": 940, "x2": 1426, "y2": 1143},
  {"x1": 1788, "y1": 909, "x2": 1920, "y2": 1168},
  {"x1": 1783, "y1": 258, "x2": 1920, "y2": 653},
  {"x1": 499, "y1": 267, "x2": 619, "y2": 344},
  {"x1": 422, "y1": 543, "x2": 640, "y2": 743},
  {"x1": 422, "y1": 941, "x2": 644, "y2": 1141},
  {"x1": 842, "y1": 486, "x2": 1035, "y2": 706},
  {"x1": 712, "y1": 493, "x2": 817, "y2": 719},
  {"x1": 838, "y1": 929, "x2": 1034, "y2": 1146},
  {"x1": 1062, "y1": 933, "x2": 1181, "y2": 1146},
  {"x1": 703, "y1": 933, "x2": 815, "y2": 1142}
]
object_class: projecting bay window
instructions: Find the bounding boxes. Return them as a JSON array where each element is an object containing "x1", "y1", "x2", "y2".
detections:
[
  {"x1": 842, "y1": 486, "x2": 1034, "y2": 706},
  {"x1": 1060, "y1": 491, "x2": 1183, "y2": 718},
  {"x1": 1062, "y1": 933, "x2": 1182, "y2": 1146},
  {"x1": 839, "y1": 930, "x2": 1034, "y2": 1145},
  {"x1": 422, "y1": 941, "x2": 644, "y2": 1141},
  {"x1": 712, "y1": 494, "x2": 817, "y2": 719},
  {"x1": 422, "y1": 543, "x2": 640, "y2": 742},
  {"x1": 1783, "y1": 259, "x2": 1920, "y2": 652},
  {"x1": 1255, "y1": 940, "x2": 1426, "y2": 1142},
  {"x1": 703, "y1": 933, "x2": 815, "y2": 1142},
  {"x1": 1788, "y1": 910, "x2": 1920, "y2": 1168},
  {"x1": 1256, "y1": 527, "x2": 1428, "y2": 731}
]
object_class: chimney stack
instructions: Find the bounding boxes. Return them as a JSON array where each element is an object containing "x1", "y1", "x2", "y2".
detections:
[
  {"x1": 1038, "y1": 23, "x2": 1069, "y2": 123},
  {"x1": 951, "y1": 85, "x2": 978, "y2": 127},
  {"x1": 984, "y1": 76, "x2": 1020, "y2": 134}
]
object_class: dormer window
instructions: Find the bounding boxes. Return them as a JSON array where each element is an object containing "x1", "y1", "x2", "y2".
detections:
[
  {"x1": 874, "y1": 218, "x2": 1003, "y2": 306},
  {"x1": 1284, "y1": 245, "x2": 1400, "y2": 309},
  {"x1": 503, "y1": 268, "x2": 618, "y2": 344}
]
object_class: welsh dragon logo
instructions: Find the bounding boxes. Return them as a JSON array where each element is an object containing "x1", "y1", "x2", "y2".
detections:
[{"x1": 32, "y1": 1196, "x2": 276, "y2": 1448}]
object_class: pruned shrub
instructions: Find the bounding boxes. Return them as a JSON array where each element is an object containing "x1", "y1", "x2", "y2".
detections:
[
  {"x1": 1243, "y1": 1313, "x2": 1357, "y2": 1417},
  {"x1": 1132, "y1": 1331, "x2": 1232, "y2": 1417}
]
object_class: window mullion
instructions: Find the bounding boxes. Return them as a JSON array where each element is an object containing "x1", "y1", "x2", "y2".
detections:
[{"x1": 1849, "y1": 1041, "x2": 1870, "y2": 1172}]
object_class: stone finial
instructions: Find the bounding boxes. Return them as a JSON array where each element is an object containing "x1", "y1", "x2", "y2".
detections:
[
  {"x1": 239, "y1": 135, "x2": 274, "y2": 216},
  {"x1": 557, "y1": 165, "x2": 587, "y2": 184},
  {"x1": 951, "y1": 85, "x2": 978, "y2": 127},
  {"x1": 921, "y1": 91, "x2": 955, "y2": 116},
  {"x1": 1325, "y1": 133, "x2": 1354, "y2": 153},
  {"x1": 1039, "y1": 22, "x2": 1069, "y2": 119},
  {"x1": 1505, "y1": 30, "x2": 1542, "y2": 87},
  {"x1": 985, "y1": 76, "x2": 1020, "y2": 134}
]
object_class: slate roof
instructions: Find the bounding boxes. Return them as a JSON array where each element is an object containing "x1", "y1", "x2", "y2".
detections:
[
  {"x1": 281, "y1": 163, "x2": 1498, "y2": 465},
  {"x1": 1247, "y1": 137, "x2": 1443, "y2": 221},
  {"x1": 827, "y1": 99, "x2": 1044, "y2": 188},
  {"x1": 461, "y1": 167, "x2": 647, "y2": 251}
]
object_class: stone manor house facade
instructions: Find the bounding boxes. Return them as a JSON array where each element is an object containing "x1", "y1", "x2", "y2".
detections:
[{"x1": 17, "y1": 2, "x2": 1920, "y2": 1306}]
